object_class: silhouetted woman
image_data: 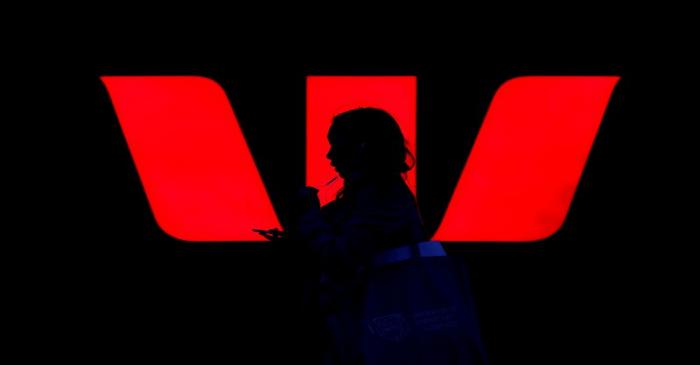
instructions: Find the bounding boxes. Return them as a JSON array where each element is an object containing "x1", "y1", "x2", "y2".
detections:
[{"x1": 287, "y1": 108, "x2": 487, "y2": 365}]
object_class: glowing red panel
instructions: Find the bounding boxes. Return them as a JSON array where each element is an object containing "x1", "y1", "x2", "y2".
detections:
[
  {"x1": 101, "y1": 76, "x2": 279, "y2": 241},
  {"x1": 433, "y1": 76, "x2": 619, "y2": 241},
  {"x1": 306, "y1": 76, "x2": 417, "y2": 206}
]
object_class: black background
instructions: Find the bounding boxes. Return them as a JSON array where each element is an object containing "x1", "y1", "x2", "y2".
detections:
[{"x1": 44, "y1": 15, "x2": 682, "y2": 364}]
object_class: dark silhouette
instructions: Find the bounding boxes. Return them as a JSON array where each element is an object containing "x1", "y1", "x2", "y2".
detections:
[{"x1": 265, "y1": 108, "x2": 487, "y2": 364}]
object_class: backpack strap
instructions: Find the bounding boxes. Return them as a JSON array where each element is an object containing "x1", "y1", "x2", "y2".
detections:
[{"x1": 372, "y1": 241, "x2": 446, "y2": 268}]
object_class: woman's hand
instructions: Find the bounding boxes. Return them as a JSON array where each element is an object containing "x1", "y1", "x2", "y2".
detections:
[{"x1": 294, "y1": 186, "x2": 321, "y2": 214}]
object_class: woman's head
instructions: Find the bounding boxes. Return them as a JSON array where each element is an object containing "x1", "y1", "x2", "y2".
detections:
[{"x1": 327, "y1": 108, "x2": 414, "y2": 181}]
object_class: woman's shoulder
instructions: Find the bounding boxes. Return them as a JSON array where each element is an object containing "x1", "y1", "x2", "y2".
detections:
[{"x1": 356, "y1": 178, "x2": 427, "y2": 244}]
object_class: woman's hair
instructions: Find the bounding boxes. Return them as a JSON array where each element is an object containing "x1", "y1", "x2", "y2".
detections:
[{"x1": 329, "y1": 107, "x2": 415, "y2": 177}]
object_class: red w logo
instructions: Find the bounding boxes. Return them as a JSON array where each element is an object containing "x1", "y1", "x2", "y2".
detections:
[{"x1": 101, "y1": 76, "x2": 618, "y2": 242}]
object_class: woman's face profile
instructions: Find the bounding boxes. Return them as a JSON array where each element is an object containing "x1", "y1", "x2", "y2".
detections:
[{"x1": 327, "y1": 133, "x2": 363, "y2": 179}]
